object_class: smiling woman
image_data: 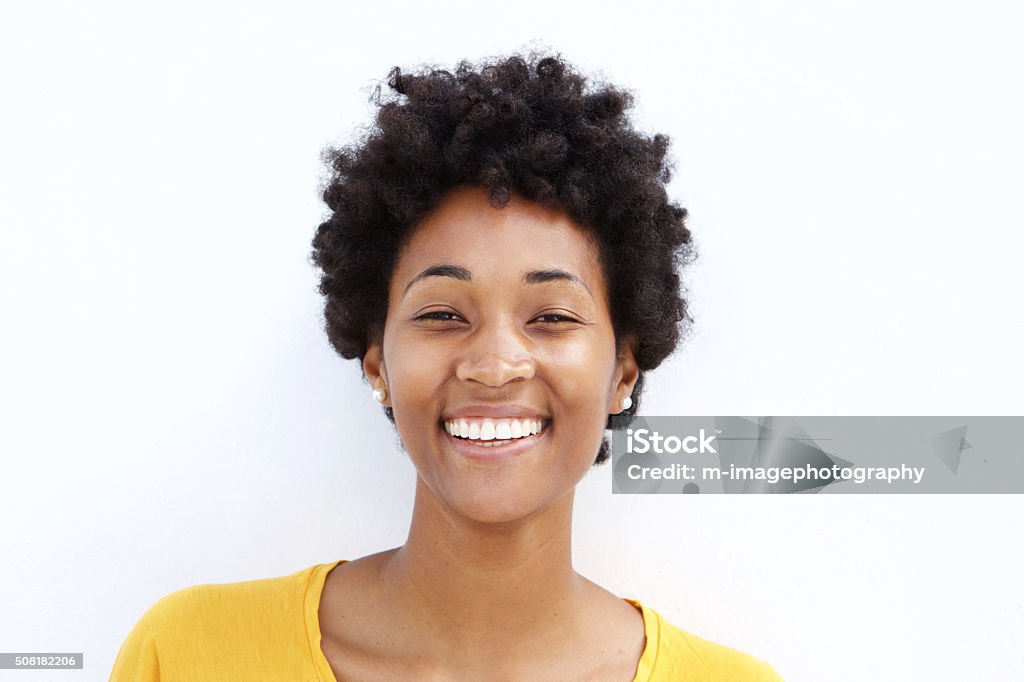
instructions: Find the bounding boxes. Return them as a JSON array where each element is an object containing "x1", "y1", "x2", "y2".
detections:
[
  {"x1": 370, "y1": 186, "x2": 628, "y2": 526},
  {"x1": 109, "y1": 51, "x2": 783, "y2": 681}
]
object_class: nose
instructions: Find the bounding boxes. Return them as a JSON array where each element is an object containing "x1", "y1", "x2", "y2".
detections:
[{"x1": 455, "y1": 314, "x2": 536, "y2": 387}]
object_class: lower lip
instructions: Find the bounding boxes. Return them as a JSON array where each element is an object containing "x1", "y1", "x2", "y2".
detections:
[{"x1": 442, "y1": 423, "x2": 548, "y2": 462}]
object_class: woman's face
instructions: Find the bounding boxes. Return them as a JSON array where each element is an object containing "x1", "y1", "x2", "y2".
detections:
[{"x1": 363, "y1": 185, "x2": 638, "y2": 524}]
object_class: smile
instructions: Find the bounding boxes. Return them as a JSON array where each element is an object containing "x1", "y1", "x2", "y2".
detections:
[
  {"x1": 440, "y1": 418, "x2": 550, "y2": 460},
  {"x1": 444, "y1": 417, "x2": 545, "y2": 443}
]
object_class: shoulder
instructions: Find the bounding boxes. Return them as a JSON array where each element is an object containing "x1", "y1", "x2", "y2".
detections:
[
  {"x1": 636, "y1": 602, "x2": 784, "y2": 681},
  {"x1": 133, "y1": 564, "x2": 315, "y2": 633},
  {"x1": 109, "y1": 563, "x2": 330, "y2": 681}
]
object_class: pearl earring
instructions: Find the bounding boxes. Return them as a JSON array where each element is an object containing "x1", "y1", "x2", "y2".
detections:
[
  {"x1": 372, "y1": 387, "x2": 386, "y2": 403},
  {"x1": 621, "y1": 396, "x2": 632, "y2": 410}
]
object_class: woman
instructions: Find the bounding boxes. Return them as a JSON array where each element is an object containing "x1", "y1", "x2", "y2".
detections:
[{"x1": 110, "y1": 52, "x2": 782, "y2": 681}]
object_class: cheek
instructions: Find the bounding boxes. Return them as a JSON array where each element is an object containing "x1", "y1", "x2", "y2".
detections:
[
  {"x1": 546, "y1": 342, "x2": 618, "y2": 449},
  {"x1": 385, "y1": 333, "x2": 447, "y2": 401},
  {"x1": 547, "y1": 335, "x2": 618, "y2": 395}
]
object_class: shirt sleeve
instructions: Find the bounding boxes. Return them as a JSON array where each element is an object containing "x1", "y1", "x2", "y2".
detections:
[{"x1": 108, "y1": 615, "x2": 161, "y2": 681}]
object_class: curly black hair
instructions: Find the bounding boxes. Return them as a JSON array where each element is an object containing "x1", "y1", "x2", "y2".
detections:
[{"x1": 311, "y1": 50, "x2": 694, "y2": 465}]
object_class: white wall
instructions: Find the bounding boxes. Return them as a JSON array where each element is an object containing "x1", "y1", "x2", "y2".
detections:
[{"x1": 2, "y1": 1, "x2": 1022, "y2": 680}]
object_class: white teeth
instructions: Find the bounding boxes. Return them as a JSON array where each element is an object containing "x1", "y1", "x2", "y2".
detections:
[{"x1": 443, "y1": 417, "x2": 546, "y2": 442}]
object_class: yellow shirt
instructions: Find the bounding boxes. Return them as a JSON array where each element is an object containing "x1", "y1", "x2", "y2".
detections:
[{"x1": 109, "y1": 560, "x2": 782, "y2": 681}]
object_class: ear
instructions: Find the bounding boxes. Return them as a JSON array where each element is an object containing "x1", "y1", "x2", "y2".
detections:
[
  {"x1": 609, "y1": 334, "x2": 640, "y2": 414},
  {"x1": 362, "y1": 340, "x2": 390, "y2": 406}
]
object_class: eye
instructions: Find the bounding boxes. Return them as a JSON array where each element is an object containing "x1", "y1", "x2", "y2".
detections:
[
  {"x1": 414, "y1": 311, "x2": 465, "y2": 323},
  {"x1": 533, "y1": 313, "x2": 581, "y2": 325}
]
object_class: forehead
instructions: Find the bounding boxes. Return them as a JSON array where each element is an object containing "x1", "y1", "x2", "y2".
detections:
[{"x1": 393, "y1": 186, "x2": 605, "y2": 292}]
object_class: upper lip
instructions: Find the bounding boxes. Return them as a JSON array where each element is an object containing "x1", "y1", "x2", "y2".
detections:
[{"x1": 441, "y1": 404, "x2": 549, "y2": 422}]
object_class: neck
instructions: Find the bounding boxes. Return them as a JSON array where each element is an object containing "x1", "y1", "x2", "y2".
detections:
[{"x1": 378, "y1": 477, "x2": 586, "y2": 645}]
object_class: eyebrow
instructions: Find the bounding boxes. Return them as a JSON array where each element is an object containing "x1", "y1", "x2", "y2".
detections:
[{"x1": 403, "y1": 263, "x2": 593, "y2": 299}]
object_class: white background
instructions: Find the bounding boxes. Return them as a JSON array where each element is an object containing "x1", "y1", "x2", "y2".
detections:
[{"x1": 2, "y1": 1, "x2": 1023, "y2": 680}]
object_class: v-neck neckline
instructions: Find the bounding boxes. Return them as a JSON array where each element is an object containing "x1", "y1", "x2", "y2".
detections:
[{"x1": 303, "y1": 560, "x2": 659, "y2": 681}]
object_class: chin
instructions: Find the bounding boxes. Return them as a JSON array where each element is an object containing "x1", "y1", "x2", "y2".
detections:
[{"x1": 444, "y1": 489, "x2": 551, "y2": 525}]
